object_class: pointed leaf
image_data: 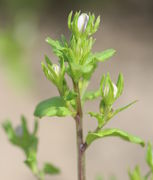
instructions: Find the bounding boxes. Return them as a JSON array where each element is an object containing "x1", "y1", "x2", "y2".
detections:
[
  {"x1": 116, "y1": 73, "x2": 124, "y2": 98},
  {"x1": 146, "y1": 142, "x2": 153, "y2": 171},
  {"x1": 43, "y1": 163, "x2": 60, "y2": 175},
  {"x1": 94, "y1": 49, "x2": 116, "y2": 62},
  {"x1": 128, "y1": 166, "x2": 144, "y2": 180},
  {"x1": 86, "y1": 128, "x2": 145, "y2": 147},
  {"x1": 110, "y1": 100, "x2": 138, "y2": 119},
  {"x1": 83, "y1": 90, "x2": 100, "y2": 101},
  {"x1": 34, "y1": 97, "x2": 72, "y2": 118}
]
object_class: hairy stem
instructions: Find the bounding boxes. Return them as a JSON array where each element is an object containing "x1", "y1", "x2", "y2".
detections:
[{"x1": 74, "y1": 81, "x2": 86, "y2": 180}]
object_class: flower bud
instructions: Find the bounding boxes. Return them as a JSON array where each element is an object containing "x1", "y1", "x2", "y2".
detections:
[
  {"x1": 52, "y1": 64, "x2": 60, "y2": 76},
  {"x1": 15, "y1": 125, "x2": 23, "y2": 137},
  {"x1": 112, "y1": 83, "x2": 118, "y2": 98},
  {"x1": 104, "y1": 83, "x2": 118, "y2": 98},
  {"x1": 77, "y1": 13, "x2": 89, "y2": 32}
]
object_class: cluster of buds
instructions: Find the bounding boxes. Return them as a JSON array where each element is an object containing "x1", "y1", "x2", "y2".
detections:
[
  {"x1": 100, "y1": 73, "x2": 124, "y2": 112},
  {"x1": 41, "y1": 57, "x2": 66, "y2": 94},
  {"x1": 68, "y1": 11, "x2": 100, "y2": 36}
]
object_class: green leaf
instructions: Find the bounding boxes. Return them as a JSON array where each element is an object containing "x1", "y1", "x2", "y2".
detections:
[
  {"x1": 3, "y1": 121, "x2": 16, "y2": 143},
  {"x1": 88, "y1": 112, "x2": 105, "y2": 128},
  {"x1": 64, "y1": 90, "x2": 78, "y2": 101},
  {"x1": 43, "y1": 163, "x2": 60, "y2": 175},
  {"x1": 46, "y1": 37, "x2": 65, "y2": 58},
  {"x1": 94, "y1": 49, "x2": 116, "y2": 62},
  {"x1": 83, "y1": 89, "x2": 100, "y2": 101},
  {"x1": 110, "y1": 100, "x2": 138, "y2": 119},
  {"x1": 24, "y1": 150, "x2": 37, "y2": 173},
  {"x1": 34, "y1": 96, "x2": 72, "y2": 118},
  {"x1": 86, "y1": 128, "x2": 145, "y2": 147},
  {"x1": 146, "y1": 142, "x2": 153, "y2": 171},
  {"x1": 33, "y1": 120, "x2": 39, "y2": 135},
  {"x1": 116, "y1": 73, "x2": 124, "y2": 98},
  {"x1": 96, "y1": 175, "x2": 103, "y2": 180},
  {"x1": 3, "y1": 117, "x2": 38, "y2": 155},
  {"x1": 68, "y1": 11, "x2": 73, "y2": 29}
]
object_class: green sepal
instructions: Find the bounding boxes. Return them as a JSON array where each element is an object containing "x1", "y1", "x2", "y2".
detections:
[
  {"x1": 93, "y1": 15, "x2": 100, "y2": 33},
  {"x1": 146, "y1": 142, "x2": 153, "y2": 172},
  {"x1": 86, "y1": 128, "x2": 145, "y2": 147},
  {"x1": 45, "y1": 55, "x2": 52, "y2": 66},
  {"x1": 34, "y1": 96, "x2": 73, "y2": 118},
  {"x1": 94, "y1": 49, "x2": 116, "y2": 62},
  {"x1": 101, "y1": 73, "x2": 115, "y2": 106},
  {"x1": 41, "y1": 62, "x2": 56, "y2": 84},
  {"x1": 68, "y1": 11, "x2": 73, "y2": 30},
  {"x1": 116, "y1": 73, "x2": 124, "y2": 98},
  {"x1": 43, "y1": 163, "x2": 60, "y2": 175}
]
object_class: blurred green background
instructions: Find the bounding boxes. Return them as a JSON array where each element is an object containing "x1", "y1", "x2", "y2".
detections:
[{"x1": 0, "y1": 0, "x2": 153, "y2": 180}]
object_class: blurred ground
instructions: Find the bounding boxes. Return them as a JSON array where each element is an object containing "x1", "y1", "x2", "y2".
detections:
[{"x1": 0, "y1": 1, "x2": 153, "y2": 180}]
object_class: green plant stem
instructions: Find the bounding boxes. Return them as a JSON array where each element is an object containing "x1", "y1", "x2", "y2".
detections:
[{"x1": 74, "y1": 81, "x2": 86, "y2": 180}]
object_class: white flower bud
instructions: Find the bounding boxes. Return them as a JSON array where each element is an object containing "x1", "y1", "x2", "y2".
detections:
[
  {"x1": 113, "y1": 83, "x2": 118, "y2": 98},
  {"x1": 77, "y1": 13, "x2": 89, "y2": 32},
  {"x1": 104, "y1": 83, "x2": 118, "y2": 98},
  {"x1": 15, "y1": 125, "x2": 23, "y2": 137},
  {"x1": 52, "y1": 64, "x2": 60, "y2": 76}
]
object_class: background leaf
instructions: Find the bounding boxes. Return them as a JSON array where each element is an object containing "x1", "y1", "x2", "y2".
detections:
[
  {"x1": 128, "y1": 166, "x2": 144, "y2": 180},
  {"x1": 146, "y1": 142, "x2": 153, "y2": 171},
  {"x1": 43, "y1": 163, "x2": 60, "y2": 175}
]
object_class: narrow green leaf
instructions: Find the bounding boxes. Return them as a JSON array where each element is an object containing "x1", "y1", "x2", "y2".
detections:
[
  {"x1": 34, "y1": 96, "x2": 72, "y2": 118},
  {"x1": 2, "y1": 121, "x2": 16, "y2": 142},
  {"x1": 68, "y1": 11, "x2": 73, "y2": 29},
  {"x1": 111, "y1": 100, "x2": 138, "y2": 119},
  {"x1": 146, "y1": 142, "x2": 153, "y2": 171},
  {"x1": 86, "y1": 128, "x2": 145, "y2": 147},
  {"x1": 94, "y1": 49, "x2": 116, "y2": 62},
  {"x1": 45, "y1": 55, "x2": 52, "y2": 66},
  {"x1": 43, "y1": 163, "x2": 60, "y2": 175},
  {"x1": 33, "y1": 120, "x2": 38, "y2": 135},
  {"x1": 46, "y1": 37, "x2": 62, "y2": 50},
  {"x1": 116, "y1": 73, "x2": 124, "y2": 98}
]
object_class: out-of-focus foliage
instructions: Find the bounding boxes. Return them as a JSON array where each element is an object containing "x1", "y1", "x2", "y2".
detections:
[
  {"x1": 95, "y1": 175, "x2": 117, "y2": 180},
  {"x1": 3, "y1": 116, "x2": 60, "y2": 180},
  {"x1": 0, "y1": 0, "x2": 39, "y2": 89},
  {"x1": 129, "y1": 142, "x2": 153, "y2": 180}
]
